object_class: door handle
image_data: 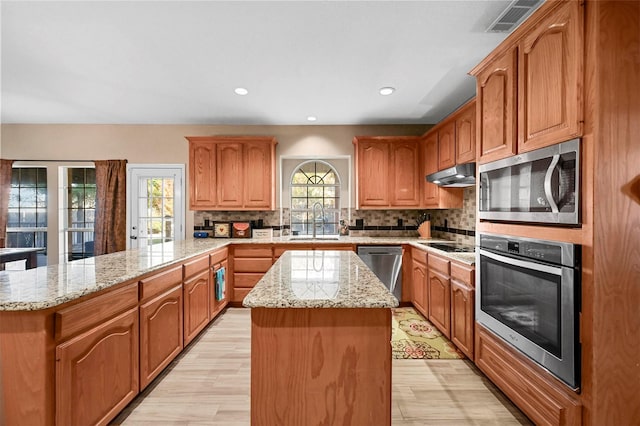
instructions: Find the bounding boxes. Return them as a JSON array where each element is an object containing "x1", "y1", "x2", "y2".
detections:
[
  {"x1": 130, "y1": 236, "x2": 137, "y2": 240},
  {"x1": 544, "y1": 154, "x2": 560, "y2": 213}
]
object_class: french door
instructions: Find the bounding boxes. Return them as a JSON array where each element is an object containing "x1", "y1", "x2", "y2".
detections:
[{"x1": 127, "y1": 165, "x2": 185, "y2": 249}]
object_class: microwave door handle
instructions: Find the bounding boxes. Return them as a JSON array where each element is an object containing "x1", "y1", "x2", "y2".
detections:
[
  {"x1": 544, "y1": 154, "x2": 561, "y2": 213},
  {"x1": 480, "y1": 249, "x2": 563, "y2": 276}
]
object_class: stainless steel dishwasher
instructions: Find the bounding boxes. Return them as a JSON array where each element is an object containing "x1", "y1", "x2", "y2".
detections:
[{"x1": 356, "y1": 246, "x2": 402, "y2": 300}]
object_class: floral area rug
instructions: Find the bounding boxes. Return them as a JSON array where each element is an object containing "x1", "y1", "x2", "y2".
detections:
[{"x1": 391, "y1": 307, "x2": 465, "y2": 359}]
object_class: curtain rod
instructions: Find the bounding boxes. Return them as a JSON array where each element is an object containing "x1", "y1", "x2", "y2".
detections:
[{"x1": 12, "y1": 159, "x2": 95, "y2": 163}]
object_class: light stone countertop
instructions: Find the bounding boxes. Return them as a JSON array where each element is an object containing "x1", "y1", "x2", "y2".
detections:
[
  {"x1": 0, "y1": 235, "x2": 474, "y2": 311},
  {"x1": 242, "y1": 250, "x2": 399, "y2": 309}
]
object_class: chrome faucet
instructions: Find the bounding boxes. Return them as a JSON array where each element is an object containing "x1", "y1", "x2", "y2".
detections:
[{"x1": 312, "y1": 202, "x2": 324, "y2": 239}]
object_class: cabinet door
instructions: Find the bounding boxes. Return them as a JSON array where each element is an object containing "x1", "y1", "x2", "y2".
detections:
[
  {"x1": 421, "y1": 133, "x2": 440, "y2": 207},
  {"x1": 357, "y1": 141, "x2": 390, "y2": 207},
  {"x1": 411, "y1": 260, "x2": 427, "y2": 317},
  {"x1": 244, "y1": 142, "x2": 274, "y2": 209},
  {"x1": 428, "y1": 269, "x2": 451, "y2": 338},
  {"x1": 189, "y1": 141, "x2": 216, "y2": 209},
  {"x1": 451, "y1": 280, "x2": 474, "y2": 359},
  {"x1": 56, "y1": 308, "x2": 139, "y2": 426},
  {"x1": 518, "y1": 1, "x2": 583, "y2": 152},
  {"x1": 216, "y1": 143, "x2": 244, "y2": 208},
  {"x1": 390, "y1": 140, "x2": 420, "y2": 207},
  {"x1": 184, "y1": 269, "x2": 210, "y2": 346},
  {"x1": 477, "y1": 48, "x2": 518, "y2": 163},
  {"x1": 438, "y1": 121, "x2": 456, "y2": 170},
  {"x1": 455, "y1": 101, "x2": 476, "y2": 164},
  {"x1": 139, "y1": 285, "x2": 183, "y2": 389},
  {"x1": 211, "y1": 259, "x2": 229, "y2": 319}
]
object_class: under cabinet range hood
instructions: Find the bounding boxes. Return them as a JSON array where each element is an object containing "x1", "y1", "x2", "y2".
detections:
[{"x1": 426, "y1": 163, "x2": 476, "y2": 187}]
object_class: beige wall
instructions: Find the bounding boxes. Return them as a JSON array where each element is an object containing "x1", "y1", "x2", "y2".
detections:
[{"x1": 1, "y1": 123, "x2": 430, "y2": 254}]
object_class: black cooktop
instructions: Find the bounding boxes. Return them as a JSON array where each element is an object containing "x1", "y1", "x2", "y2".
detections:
[{"x1": 422, "y1": 242, "x2": 475, "y2": 253}]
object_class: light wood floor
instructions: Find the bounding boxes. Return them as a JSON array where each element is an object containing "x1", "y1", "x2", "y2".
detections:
[{"x1": 112, "y1": 308, "x2": 532, "y2": 425}]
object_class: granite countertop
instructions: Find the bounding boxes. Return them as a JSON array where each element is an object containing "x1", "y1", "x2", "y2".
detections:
[
  {"x1": 0, "y1": 235, "x2": 474, "y2": 312},
  {"x1": 242, "y1": 250, "x2": 399, "y2": 309}
]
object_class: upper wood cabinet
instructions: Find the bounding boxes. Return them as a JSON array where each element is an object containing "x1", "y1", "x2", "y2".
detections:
[
  {"x1": 420, "y1": 133, "x2": 463, "y2": 209},
  {"x1": 518, "y1": 0, "x2": 583, "y2": 152},
  {"x1": 455, "y1": 100, "x2": 476, "y2": 164},
  {"x1": 471, "y1": 1, "x2": 583, "y2": 163},
  {"x1": 353, "y1": 136, "x2": 420, "y2": 209},
  {"x1": 437, "y1": 121, "x2": 456, "y2": 170},
  {"x1": 186, "y1": 136, "x2": 277, "y2": 211}
]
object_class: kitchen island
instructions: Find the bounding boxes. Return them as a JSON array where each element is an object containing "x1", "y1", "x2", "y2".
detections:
[{"x1": 243, "y1": 250, "x2": 398, "y2": 426}]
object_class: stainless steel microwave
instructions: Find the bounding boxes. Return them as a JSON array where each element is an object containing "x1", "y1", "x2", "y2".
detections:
[{"x1": 478, "y1": 139, "x2": 580, "y2": 225}]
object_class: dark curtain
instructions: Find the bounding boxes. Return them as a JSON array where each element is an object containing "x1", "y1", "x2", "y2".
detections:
[
  {"x1": 94, "y1": 160, "x2": 127, "y2": 255},
  {"x1": 0, "y1": 159, "x2": 15, "y2": 248}
]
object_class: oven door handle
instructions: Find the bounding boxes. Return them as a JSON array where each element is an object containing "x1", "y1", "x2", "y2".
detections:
[{"x1": 479, "y1": 249, "x2": 563, "y2": 276}]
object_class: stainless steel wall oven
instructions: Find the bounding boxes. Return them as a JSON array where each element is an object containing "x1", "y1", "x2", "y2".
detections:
[
  {"x1": 476, "y1": 233, "x2": 581, "y2": 389},
  {"x1": 478, "y1": 138, "x2": 580, "y2": 225}
]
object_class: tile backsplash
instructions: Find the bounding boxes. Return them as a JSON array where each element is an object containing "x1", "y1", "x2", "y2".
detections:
[{"x1": 193, "y1": 187, "x2": 476, "y2": 244}]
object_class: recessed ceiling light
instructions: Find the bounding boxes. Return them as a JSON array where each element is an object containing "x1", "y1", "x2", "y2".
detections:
[
  {"x1": 307, "y1": 116, "x2": 317, "y2": 122},
  {"x1": 379, "y1": 87, "x2": 395, "y2": 96},
  {"x1": 234, "y1": 87, "x2": 249, "y2": 96}
]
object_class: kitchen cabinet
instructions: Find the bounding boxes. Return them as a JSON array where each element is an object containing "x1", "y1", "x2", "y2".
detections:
[
  {"x1": 455, "y1": 100, "x2": 476, "y2": 164},
  {"x1": 210, "y1": 247, "x2": 229, "y2": 319},
  {"x1": 139, "y1": 266, "x2": 184, "y2": 389},
  {"x1": 353, "y1": 136, "x2": 420, "y2": 209},
  {"x1": 183, "y1": 254, "x2": 211, "y2": 346},
  {"x1": 231, "y1": 245, "x2": 273, "y2": 304},
  {"x1": 450, "y1": 262, "x2": 475, "y2": 360},
  {"x1": 437, "y1": 121, "x2": 456, "y2": 170},
  {"x1": 471, "y1": 1, "x2": 583, "y2": 163},
  {"x1": 55, "y1": 283, "x2": 140, "y2": 426},
  {"x1": 186, "y1": 136, "x2": 277, "y2": 211},
  {"x1": 410, "y1": 247, "x2": 428, "y2": 318},
  {"x1": 420, "y1": 133, "x2": 463, "y2": 209},
  {"x1": 427, "y1": 253, "x2": 451, "y2": 338},
  {"x1": 517, "y1": 0, "x2": 583, "y2": 152}
]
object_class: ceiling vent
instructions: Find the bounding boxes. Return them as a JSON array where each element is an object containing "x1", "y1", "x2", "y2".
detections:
[{"x1": 486, "y1": 0, "x2": 543, "y2": 33}]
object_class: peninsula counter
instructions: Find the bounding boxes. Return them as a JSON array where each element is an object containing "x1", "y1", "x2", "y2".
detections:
[{"x1": 243, "y1": 250, "x2": 398, "y2": 426}]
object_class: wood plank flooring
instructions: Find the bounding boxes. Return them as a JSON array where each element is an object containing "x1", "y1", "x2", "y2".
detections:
[{"x1": 111, "y1": 308, "x2": 532, "y2": 425}]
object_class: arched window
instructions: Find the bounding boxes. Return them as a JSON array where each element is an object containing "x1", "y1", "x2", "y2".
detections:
[{"x1": 290, "y1": 160, "x2": 341, "y2": 236}]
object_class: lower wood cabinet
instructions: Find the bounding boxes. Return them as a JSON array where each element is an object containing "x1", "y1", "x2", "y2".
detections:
[
  {"x1": 56, "y1": 307, "x2": 139, "y2": 426},
  {"x1": 411, "y1": 248, "x2": 428, "y2": 318},
  {"x1": 139, "y1": 284, "x2": 184, "y2": 389},
  {"x1": 450, "y1": 262, "x2": 475, "y2": 360},
  {"x1": 232, "y1": 246, "x2": 273, "y2": 304},
  {"x1": 183, "y1": 269, "x2": 210, "y2": 346},
  {"x1": 427, "y1": 254, "x2": 451, "y2": 339}
]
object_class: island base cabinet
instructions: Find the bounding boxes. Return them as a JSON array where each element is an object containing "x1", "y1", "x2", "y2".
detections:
[
  {"x1": 139, "y1": 285, "x2": 184, "y2": 390},
  {"x1": 251, "y1": 308, "x2": 392, "y2": 426},
  {"x1": 183, "y1": 269, "x2": 211, "y2": 346},
  {"x1": 56, "y1": 307, "x2": 139, "y2": 426}
]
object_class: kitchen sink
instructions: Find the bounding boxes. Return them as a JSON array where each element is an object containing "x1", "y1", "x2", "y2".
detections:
[{"x1": 288, "y1": 236, "x2": 341, "y2": 241}]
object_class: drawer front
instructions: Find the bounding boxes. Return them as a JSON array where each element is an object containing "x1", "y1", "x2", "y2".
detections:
[
  {"x1": 183, "y1": 254, "x2": 210, "y2": 280},
  {"x1": 451, "y1": 262, "x2": 475, "y2": 288},
  {"x1": 233, "y1": 272, "x2": 264, "y2": 288},
  {"x1": 210, "y1": 247, "x2": 228, "y2": 265},
  {"x1": 56, "y1": 282, "x2": 138, "y2": 342},
  {"x1": 411, "y1": 247, "x2": 427, "y2": 264},
  {"x1": 274, "y1": 244, "x2": 313, "y2": 258},
  {"x1": 140, "y1": 265, "x2": 183, "y2": 302},
  {"x1": 314, "y1": 245, "x2": 355, "y2": 251},
  {"x1": 233, "y1": 246, "x2": 273, "y2": 258},
  {"x1": 232, "y1": 287, "x2": 252, "y2": 303},
  {"x1": 233, "y1": 258, "x2": 273, "y2": 273},
  {"x1": 428, "y1": 253, "x2": 450, "y2": 274}
]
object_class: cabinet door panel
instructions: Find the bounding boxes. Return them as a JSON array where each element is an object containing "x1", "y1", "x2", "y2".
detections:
[
  {"x1": 139, "y1": 285, "x2": 183, "y2": 389},
  {"x1": 189, "y1": 142, "x2": 216, "y2": 209},
  {"x1": 56, "y1": 308, "x2": 139, "y2": 426},
  {"x1": 438, "y1": 121, "x2": 456, "y2": 170},
  {"x1": 391, "y1": 141, "x2": 420, "y2": 206},
  {"x1": 216, "y1": 143, "x2": 244, "y2": 208},
  {"x1": 456, "y1": 102, "x2": 476, "y2": 164},
  {"x1": 358, "y1": 141, "x2": 389, "y2": 207},
  {"x1": 421, "y1": 133, "x2": 440, "y2": 207},
  {"x1": 411, "y1": 260, "x2": 428, "y2": 318},
  {"x1": 184, "y1": 270, "x2": 210, "y2": 345},
  {"x1": 451, "y1": 280, "x2": 474, "y2": 359},
  {"x1": 477, "y1": 48, "x2": 517, "y2": 163},
  {"x1": 244, "y1": 142, "x2": 274, "y2": 209},
  {"x1": 518, "y1": 1, "x2": 583, "y2": 151},
  {"x1": 428, "y1": 269, "x2": 451, "y2": 338}
]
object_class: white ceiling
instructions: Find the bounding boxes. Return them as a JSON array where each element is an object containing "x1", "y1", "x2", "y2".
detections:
[{"x1": 1, "y1": 1, "x2": 521, "y2": 126}]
